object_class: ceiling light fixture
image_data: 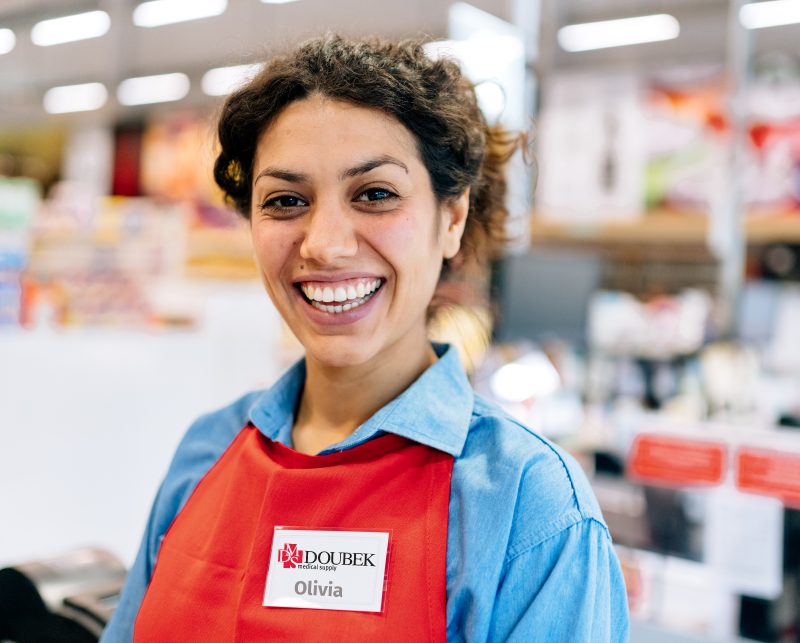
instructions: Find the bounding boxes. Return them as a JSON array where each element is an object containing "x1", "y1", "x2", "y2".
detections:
[
  {"x1": 31, "y1": 10, "x2": 110, "y2": 47},
  {"x1": 43, "y1": 82, "x2": 108, "y2": 114},
  {"x1": 201, "y1": 63, "x2": 262, "y2": 96},
  {"x1": 558, "y1": 14, "x2": 680, "y2": 52},
  {"x1": 0, "y1": 28, "x2": 15, "y2": 55},
  {"x1": 117, "y1": 73, "x2": 190, "y2": 106},
  {"x1": 260, "y1": 0, "x2": 301, "y2": 4},
  {"x1": 740, "y1": 0, "x2": 800, "y2": 29},
  {"x1": 133, "y1": 0, "x2": 228, "y2": 27}
]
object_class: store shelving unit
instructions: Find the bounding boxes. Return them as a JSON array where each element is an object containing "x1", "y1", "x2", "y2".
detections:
[
  {"x1": 530, "y1": 5, "x2": 800, "y2": 643},
  {"x1": 531, "y1": 210, "x2": 800, "y2": 245}
]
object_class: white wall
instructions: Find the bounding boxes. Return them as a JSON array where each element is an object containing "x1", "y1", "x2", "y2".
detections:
[{"x1": 0, "y1": 283, "x2": 283, "y2": 568}]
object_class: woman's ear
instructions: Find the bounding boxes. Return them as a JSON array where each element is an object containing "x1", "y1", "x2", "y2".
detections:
[{"x1": 441, "y1": 189, "x2": 470, "y2": 260}]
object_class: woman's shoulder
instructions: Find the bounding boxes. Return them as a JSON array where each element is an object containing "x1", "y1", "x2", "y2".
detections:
[
  {"x1": 171, "y1": 391, "x2": 263, "y2": 468},
  {"x1": 462, "y1": 394, "x2": 607, "y2": 551},
  {"x1": 160, "y1": 389, "x2": 267, "y2": 504}
]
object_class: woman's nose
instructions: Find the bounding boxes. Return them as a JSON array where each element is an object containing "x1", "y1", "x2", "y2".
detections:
[{"x1": 299, "y1": 203, "x2": 358, "y2": 264}]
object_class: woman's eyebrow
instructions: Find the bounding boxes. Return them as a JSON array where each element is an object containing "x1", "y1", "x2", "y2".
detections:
[
  {"x1": 254, "y1": 167, "x2": 308, "y2": 185},
  {"x1": 340, "y1": 155, "x2": 409, "y2": 180},
  {"x1": 254, "y1": 155, "x2": 409, "y2": 185}
]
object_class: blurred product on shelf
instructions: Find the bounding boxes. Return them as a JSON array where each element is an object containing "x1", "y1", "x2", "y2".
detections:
[
  {"x1": 183, "y1": 202, "x2": 256, "y2": 281},
  {"x1": 536, "y1": 73, "x2": 645, "y2": 222},
  {"x1": 643, "y1": 69, "x2": 731, "y2": 213},
  {"x1": 0, "y1": 177, "x2": 38, "y2": 326},
  {"x1": 588, "y1": 289, "x2": 711, "y2": 359},
  {"x1": 0, "y1": 248, "x2": 25, "y2": 324},
  {"x1": 140, "y1": 111, "x2": 220, "y2": 203}
]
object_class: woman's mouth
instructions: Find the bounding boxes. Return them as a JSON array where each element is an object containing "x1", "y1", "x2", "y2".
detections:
[{"x1": 297, "y1": 278, "x2": 384, "y2": 314}]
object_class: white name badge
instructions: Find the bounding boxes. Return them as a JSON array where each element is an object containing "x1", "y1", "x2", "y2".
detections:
[{"x1": 263, "y1": 528, "x2": 390, "y2": 613}]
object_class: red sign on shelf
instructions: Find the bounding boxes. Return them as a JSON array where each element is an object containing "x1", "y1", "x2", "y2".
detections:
[
  {"x1": 627, "y1": 434, "x2": 727, "y2": 486},
  {"x1": 736, "y1": 447, "x2": 800, "y2": 507}
]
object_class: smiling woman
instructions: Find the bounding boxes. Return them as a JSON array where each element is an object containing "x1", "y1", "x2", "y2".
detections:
[
  {"x1": 100, "y1": 35, "x2": 629, "y2": 642},
  {"x1": 251, "y1": 96, "x2": 463, "y2": 377}
]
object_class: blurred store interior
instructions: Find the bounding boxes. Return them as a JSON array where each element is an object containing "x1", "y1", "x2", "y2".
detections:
[{"x1": 1, "y1": 0, "x2": 800, "y2": 641}]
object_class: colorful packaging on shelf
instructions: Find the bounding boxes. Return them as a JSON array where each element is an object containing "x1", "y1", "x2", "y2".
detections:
[{"x1": 0, "y1": 177, "x2": 39, "y2": 326}]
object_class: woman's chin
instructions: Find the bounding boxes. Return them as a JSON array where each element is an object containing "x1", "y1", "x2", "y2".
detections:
[{"x1": 302, "y1": 338, "x2": 378, "y2": 371}]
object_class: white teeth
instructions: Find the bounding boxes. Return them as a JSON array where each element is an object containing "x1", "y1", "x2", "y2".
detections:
[{"x1": 301, "y1": 278, "x2": 383, "y2": 311}]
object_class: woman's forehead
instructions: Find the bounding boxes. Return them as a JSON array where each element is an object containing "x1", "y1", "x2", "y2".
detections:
[{"x1": 253, "y1": 95, "x2": 423, "y2": 172}]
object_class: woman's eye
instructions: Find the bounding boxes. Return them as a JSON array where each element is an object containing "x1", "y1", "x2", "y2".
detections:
[
  {"x1": 259, "y1": 194, "x2": 308, "y2": 213},
  {"x1": 355, "y1": 188, "x2": 397, "y2": 203}
]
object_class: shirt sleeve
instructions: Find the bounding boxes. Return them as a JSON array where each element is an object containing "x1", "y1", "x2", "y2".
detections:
[
  {"x1": 487, "y1": 517, "x2": 629, "y2": 643},
  {"x1": 99, "y1": 480, "x2": 172, "y2": 643}
]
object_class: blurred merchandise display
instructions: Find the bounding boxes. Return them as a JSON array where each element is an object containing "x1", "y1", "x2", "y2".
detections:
[
  {"x1": 2, "y1": 181, "x2": 256, "y2": 330},
  {"x1": 482, "y1": 247, "x2": 800, "y2": 640},
  {"x1": 477, "y1": 331, "x2": 800, "y2": 640},
  {"x1": 536, "y1": 62, "x2": 800, "y2": 223}
]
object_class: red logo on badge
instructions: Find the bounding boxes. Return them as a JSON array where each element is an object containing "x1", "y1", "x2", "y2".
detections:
[{"x1": 278, "y1": 543, "x2": 303, "y2": 568}]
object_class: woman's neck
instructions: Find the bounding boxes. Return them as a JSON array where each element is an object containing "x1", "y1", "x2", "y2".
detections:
[{"x1": 292, "y1": 338, "x2": 437, "y2": 455}]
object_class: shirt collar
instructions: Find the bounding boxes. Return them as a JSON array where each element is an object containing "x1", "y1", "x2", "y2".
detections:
[{"x1": 247, "y1": 343, "x2": 473, "y2": 457}]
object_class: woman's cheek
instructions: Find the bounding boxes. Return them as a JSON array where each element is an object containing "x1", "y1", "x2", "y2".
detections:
[{"x1": 368, "y1": 215, "x2": 426, "y2": 260}]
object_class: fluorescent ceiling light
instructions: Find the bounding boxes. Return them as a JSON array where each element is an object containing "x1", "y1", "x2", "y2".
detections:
[
  {"x1": 740, "y1": 0, "x2": 800, "y2": 29},
  {"x1": 0, "y1": 28, "x2": 15, "y2": 55},
  {"x1": 117, "y1": 73, "x2": 190, "y2": 106},
  {"x1": 261, "y1": 0, "x2": 300, "y2": 4},
  {"x1": 133, "y1": 0, "x2": 227, "y2": 27},
  {"x1": 201, "y1": 63, "x2": 262, "y2": 96},
  {"x1": 31, "y1": 10, "x2": 110, "y2": 47},
  {"x1": 558, "y1": 14, "x2": 680, "y2": 52},
  {"x1": 44, "y1": 82, "x2": 108, "y2": 114}
]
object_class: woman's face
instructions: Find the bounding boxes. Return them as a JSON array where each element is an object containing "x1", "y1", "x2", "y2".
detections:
[{"x1": 250, "y1": 94, "x2": 467, "y2": 370}]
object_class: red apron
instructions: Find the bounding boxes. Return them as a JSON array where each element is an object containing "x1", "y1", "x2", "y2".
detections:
[{"x1": 134, "y1": 424, "x2": 453, "y2": 641}]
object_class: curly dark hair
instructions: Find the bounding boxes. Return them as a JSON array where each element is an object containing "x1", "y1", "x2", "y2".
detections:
[{"x1": 214, "y1": 34, "x2": 520, "y2": 266}]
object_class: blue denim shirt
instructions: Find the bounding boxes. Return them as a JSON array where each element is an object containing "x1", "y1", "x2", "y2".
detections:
[{"x1": 101, "y1": 344, "x2": 629, "y2": 642}]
